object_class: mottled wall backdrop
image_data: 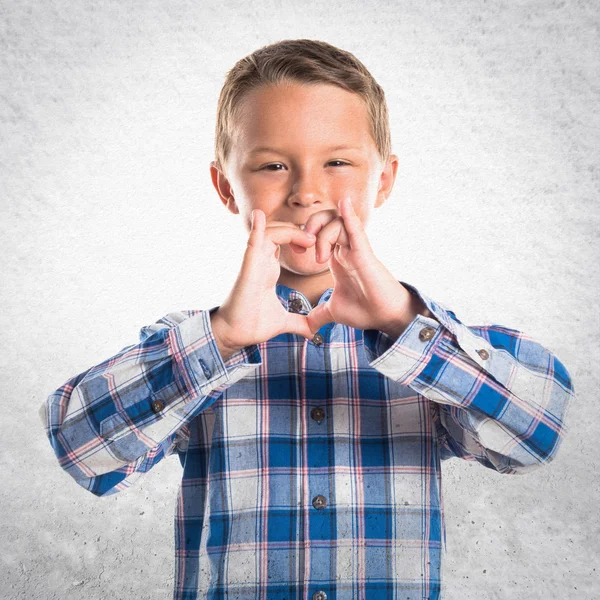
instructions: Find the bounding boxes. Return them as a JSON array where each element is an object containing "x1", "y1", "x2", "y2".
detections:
[{"x1": 1, "y1": 1, "x2": 597, "y2": 598}]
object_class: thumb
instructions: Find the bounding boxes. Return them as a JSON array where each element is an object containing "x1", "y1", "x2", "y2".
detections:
[
  {"x1": 339, "y1": 196, "x2": 372, "y2": 254},
  {"x1": 248, "y1": 209, "x2": 265, "y2": 248},
  {"x1": 285, "y1": 313, "x2": 314, "y2": 340},
  {"x1": 307, "y1": 302, "x2": 334, "y2": 334},
  {"x1": 239, "y1": 209, "x2": 267, "y2": 285}
]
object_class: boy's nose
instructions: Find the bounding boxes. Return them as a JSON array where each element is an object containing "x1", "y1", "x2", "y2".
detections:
[
  {"x1": 288, "y1": 192, "x2": 322, "y2": 207},
  {"x1": 288, "y1": 168, "x2": 326, "y2": 207}
]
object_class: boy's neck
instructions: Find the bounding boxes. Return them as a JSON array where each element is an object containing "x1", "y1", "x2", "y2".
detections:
[{"x1": 277, "y1": 267, "x2": 335, "y2": 308}]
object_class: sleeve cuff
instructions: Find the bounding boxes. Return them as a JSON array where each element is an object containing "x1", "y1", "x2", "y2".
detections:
[
  {"x1": 363, "y1": 280, "x2": 521, "y2": 391},
  {"x1": 363, "y1": 280, "x2": 459, "y2": 385},
  {"x1": 166, "y1": 306, "x2": 262, "y2": 404},
  {"x1": 363, "y1": 312, "x2": 445, "y2": 384}
]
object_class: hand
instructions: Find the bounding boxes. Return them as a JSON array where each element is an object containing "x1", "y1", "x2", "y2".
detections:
[
  {"x1": 212, "y1": 209, "x2": 318, "y2": 351},
  {"x1": 303, "y1": 197, "x2": 422, "y2": 337}
]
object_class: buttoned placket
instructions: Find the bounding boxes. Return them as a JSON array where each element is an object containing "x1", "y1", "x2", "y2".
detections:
[{"x1": 288, "y1": 293, "x2": 331, "y2": 599}]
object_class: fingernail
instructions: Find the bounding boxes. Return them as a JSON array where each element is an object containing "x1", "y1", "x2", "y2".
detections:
[{"x1": 306, "y1": 232, "x2": 315, "y2": 238}]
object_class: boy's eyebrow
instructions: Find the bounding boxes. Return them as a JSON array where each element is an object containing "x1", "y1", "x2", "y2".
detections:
[{"x1": 248, "y1": 145, "x2": 363, "y2": 154}]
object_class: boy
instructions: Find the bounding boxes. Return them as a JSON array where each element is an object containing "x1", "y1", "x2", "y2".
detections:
[{"x1": 40, "y1": 39, "x2": 574, "y2": 600}]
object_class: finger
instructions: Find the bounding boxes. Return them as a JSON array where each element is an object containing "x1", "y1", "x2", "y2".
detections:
[
  {"x1": 306, "y1": 302, "x2": 334, "y2": 333},
  {"x1": 338, "y1": 196, "x2": 373, "y2": 254},
  {"x1": 302, "y1": 209, "x2": 339, "y2": 237},
  {"x1": 265, "y1": 220, "x2": 306, "y2": 228},
  {"x1": 285, "y1": 312, "x2": 314, "y2": 339},
  {"x1": 269, "y1": 213, "x2": 336, "y2": 255},
  {"x1": 247, "y1": 209, "x2": 265, "y2": 249},
  {"x1": 315, "y1": 218, "x2": 349, "y2": 263},
  {"x1": 265, "y1": 221, "x2": 312, "y2": 254},
  {"x1": 267, "y1": 221, "x2": 306, "y2": 252},
  {"x1": 264, "y1": 226, "x2": 316, "y2": 249},
  {"x1": 239, "y1": 209, "x2": 267, "y2": 282},
  {"x1": 285, "y1": 214, "x2": 336, "y2": 255}
]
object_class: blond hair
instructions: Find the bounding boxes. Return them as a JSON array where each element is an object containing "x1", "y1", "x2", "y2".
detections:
[{"x1": 214, "y1": 39, "x2": 391, "y2": 174}]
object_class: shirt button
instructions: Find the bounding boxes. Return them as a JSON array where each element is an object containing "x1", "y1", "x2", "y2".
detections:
[
  {"x1": 312, "y1": 495, "x2": 327, "y2": 510},
  {"x1": 312, "y1": 592, "x2": 328, "y2": 600},
  {"x1": 312, "y1": 332, "x2": 324, "y2": 346},
  {"x1": 151, "y1": 399, "x2": 165, "y2": 413},
  {"x1": 311, "y1": 407, "x2": 325, "y2": 423},
  {"x1": 418, "y1": 326, "x2": 436, "y2": 342},
  {"x1": 477, "y1": 348, "x2": 490, "y2": 360},
  {"x1": 289, "y1": 298, "x2": 304, "y2": 313}
]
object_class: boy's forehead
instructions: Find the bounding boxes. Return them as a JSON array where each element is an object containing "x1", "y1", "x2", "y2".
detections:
[{"x1": 232, "y1": 83, "x2": 377, "y2": 154}]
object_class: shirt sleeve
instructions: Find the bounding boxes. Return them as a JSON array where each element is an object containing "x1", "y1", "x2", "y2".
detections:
[
  {"x1": 39, "y1": 306, "x2": 262, "y2": 497},
  {"x1": 362, "y1": 281, "x2": 575, "y2": 475}
]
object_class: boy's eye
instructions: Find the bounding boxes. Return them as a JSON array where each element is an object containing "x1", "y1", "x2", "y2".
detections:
[{"x1": 260, "y1": 161, "x2": 349, "y2": 171}]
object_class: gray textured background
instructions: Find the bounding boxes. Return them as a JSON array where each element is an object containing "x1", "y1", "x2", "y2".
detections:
[{"x1": 1, "y1": 1, "x2": 598, "y2": 598}]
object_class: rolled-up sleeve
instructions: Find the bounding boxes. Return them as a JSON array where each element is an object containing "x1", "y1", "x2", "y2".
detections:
[
  {"x1": 39, "y1": 307, "x2": 262, "y2": 496},
  {"x1": 363, "y1": 281, "x2": 574, "y2": 474}
]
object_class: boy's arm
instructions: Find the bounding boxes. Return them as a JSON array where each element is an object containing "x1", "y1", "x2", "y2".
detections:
[
  {"x1": 39, "y1": 307, "x2": 262, "y2": 497},
  {"x1": 363, "y1": 281, "x2": 575, "y2": 474}
]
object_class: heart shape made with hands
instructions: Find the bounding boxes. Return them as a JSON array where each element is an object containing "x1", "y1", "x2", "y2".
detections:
[{"x1": 216, "y1": 198, "x2": 413, "y2": 353}]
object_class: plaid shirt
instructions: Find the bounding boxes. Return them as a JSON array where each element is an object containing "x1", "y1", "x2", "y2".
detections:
[{"x1": 40, "y1": 281, "x2": 574, "y2": 600}]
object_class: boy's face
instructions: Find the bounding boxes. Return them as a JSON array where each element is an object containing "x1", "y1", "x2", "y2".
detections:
[{"x1": 210, "y1": 82, "x2": 398, "y2": 278}]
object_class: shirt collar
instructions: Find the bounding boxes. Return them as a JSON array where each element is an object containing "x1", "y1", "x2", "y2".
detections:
[{"x1": 275, "y1": 283, "x2": 334, "y2": 312}]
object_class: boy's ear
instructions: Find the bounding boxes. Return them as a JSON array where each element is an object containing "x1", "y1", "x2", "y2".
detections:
[
  {"x1": 210, "y1": 161, "x2": 239, "y2": 215},
  {"x1": 374, "y1": 154, "x2": 399, "y2": 208}
]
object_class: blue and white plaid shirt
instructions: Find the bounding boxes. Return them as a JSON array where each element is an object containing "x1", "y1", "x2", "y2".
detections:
[{"x1": 40, "y1": 281, "x2": 574, "y2": 600}]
